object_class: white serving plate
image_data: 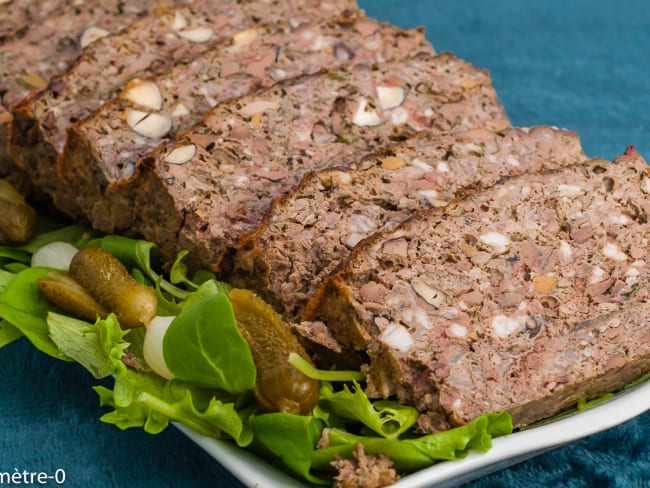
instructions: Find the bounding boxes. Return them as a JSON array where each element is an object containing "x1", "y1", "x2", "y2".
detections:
[{"x1": 175, "y1": 378, "x2": 650, "y2": 487}]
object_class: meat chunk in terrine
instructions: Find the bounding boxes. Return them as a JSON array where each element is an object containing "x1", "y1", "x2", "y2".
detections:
[
  {"x1": 61, "y1": 12, "x2": 433, "y2": 232},
  {"x1": 130, "y1": 51, "x2": 510, "y2": 270},
  {"x1": 0, "y1": 0, "x2": 158, "y2": 196},
  {"x1": 8, "y1": 0, "x2": 357, "y2": 218},
  {"x1": 306, "y1": 147, "x2": 650, "y2": 431},
  {"x1": 230, "y1": 126, "x2": 585, "y2": 321}
]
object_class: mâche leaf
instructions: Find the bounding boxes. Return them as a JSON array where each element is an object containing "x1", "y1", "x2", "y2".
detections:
[
  {"x1": 0, "y1": 247, "x2": 32, "y2": 264},
  {"x1": 0, "y1": 267, "x2": 67, "y2": 359},
  {"x1": 19, "y1": 224, "x2": 90, "y2": 253},
  {"x1": 0, "y1": 319, "x2": 23, "y2": 348},
  {"x1": 169, "y1": 250, "x2": 198, "y2": 288},
  {"x1": 251, "y1": 413, "x2": 328, "y2": 485},
  {"x1": 163, "y1": 294, "x2": 256, "y2": 393},
  {"x1": 100, "y1": 235, "x2": 191, "y2": 300}
]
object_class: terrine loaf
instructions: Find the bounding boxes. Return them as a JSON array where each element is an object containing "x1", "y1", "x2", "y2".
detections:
[
  {"x1": 61, "y1": 12, "x2": 433, "y2": 232},
  {"x1": 231, "y1": 126, "x2": 586, "y2": 321},
  {"x1": 0, "y1": 0, "x2": 159, "y2": 195},
  {"x1": 8, "y1": 0, "x2": 358, "y2": 218},
  {"x1": 131, "y1": 51, "x2": 510, "y2": 270},
  {"x1": 307, "y1": 147, "x2": 650, "y2": 431}
]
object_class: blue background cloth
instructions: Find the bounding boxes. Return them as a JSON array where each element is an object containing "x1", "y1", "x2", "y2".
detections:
[{"x1": 1, "y1": 1, "x2": 649, "y2": 486}]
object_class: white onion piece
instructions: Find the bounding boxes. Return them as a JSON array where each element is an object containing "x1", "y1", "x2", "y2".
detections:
[
  {"x1": 31, "y1": 242, "x2": 79, "y2": 270},
  {"x1": 143, "y1": 316, "x2": 175, "y2": 380}
]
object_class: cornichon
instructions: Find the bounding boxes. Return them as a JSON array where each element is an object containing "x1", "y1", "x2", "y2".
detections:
[
  {"x1": 229, "y1": 288, "x2": 320, "y2": 415},
  {"x1": 69, "y1": 247, "x2": 157, "y2": 328}
]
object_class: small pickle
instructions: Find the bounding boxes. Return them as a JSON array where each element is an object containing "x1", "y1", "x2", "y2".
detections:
[
  {"x1": 229, "y1": 288, "x2": 320, "y2": 415},
  {"x1": 0, "y1": 179, "x2": 37, "y2": 244},
  {"x1": 38, "y1": 271, "x2": 110, "y2": 322},
  {"x1": 69, "y1": 247, "x2": 157, "y2": 329}
]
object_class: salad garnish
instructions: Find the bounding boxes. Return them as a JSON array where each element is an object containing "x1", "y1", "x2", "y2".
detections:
[{"x1": 0, "y1": 206, "x2": 513, "y2": 485}]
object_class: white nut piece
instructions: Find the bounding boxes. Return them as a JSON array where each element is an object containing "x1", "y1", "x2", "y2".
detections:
[
  {"x1": 171, "y1": 102, "x2": 190, "y2": 117},
  {"x1": 171, "y1": 11, "x2": 188, "y2": 31},
  {"x1": 376, "y1": 85, "x2": 405, "y2": 110},
  {"x1": 602, "y1": 242, "x2": 628, "y2": 261},
  {"x1": 352, "y1": 99, "x2": 382, "y2": 127},
  {"x1": 555, "y1": 184, "x2": 584, "y2": 197},
  {"x1": 177, "y1": 27, "x2": 214, "y2": 43},
  {"x1": 120, "y1": 79, "x2": 163, "y2": 111},
  {"x1": 80, "y1": 26, "x2": 110, "y2": 48},
  {"x1": 379, "y1": 322, "x2": 413, "y2": 352},
  {"x1": 164, "y1": 144, "x2": 197, "y2": 165},
  {"x1": 126, "y1": 110, "x2": 172, "y2": 139},
  {"x1": 232, "y1": 27, "x2": 259, "y2": 47},
  {"x1": 411, "y1": 279, "x2": 446, "y2": 308},
  {"x1": 239, "y1": 99, "x2": 280, "y2": 117},
  {"x1": 479, "y1": 231, "x2": 511, "y2": 254},
  {"x1": 491, "y1": 314, "x2": 521, "y2": 338}
]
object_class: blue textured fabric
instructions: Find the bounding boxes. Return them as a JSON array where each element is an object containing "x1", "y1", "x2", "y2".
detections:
[{"x1": 1, "y1": 1, "x2": 649, "y2": 487}]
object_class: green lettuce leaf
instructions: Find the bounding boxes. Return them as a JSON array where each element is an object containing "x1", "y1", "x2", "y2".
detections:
[
  {"x1": 169, "y1": 250, "x2": 198, "y2": 289},
  {"x1": 251, "y1": 413, "x2": 328, "y2": 485},
  {"x1": 0, "y1": 247, "x2": 31, "y2": 264},
  {"x1": 100, "y1": 235, "x2": 191, "y2": 300},
  {"x1": 47, "y1": 313, "x2": 108, "y2": 378},
  {"x1": 19, "y1": 224, "x2": 91, "y2": 253},
  {"x1": 0, "y1": 267, "x2": 66, "y2": 359},
  {"x1": 312, "y1": 411, "x2": 513, "y2": 473},
  {"x1": 0, "y1": 319, "x2": 23, "y2": 347},
  {"x1": 318, "y1": 380, "x2": 418, "y2": 440},
  {"x1": 163, "y1": 294, "x2": 256, "y2": 393},
  {"x1": 94, "y1": 371, "x2": 169, "y2": 433}
]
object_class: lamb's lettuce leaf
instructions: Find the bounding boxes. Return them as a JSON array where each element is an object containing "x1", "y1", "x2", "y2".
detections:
[
  {"x1": 251, "y1": 413, "x2": 329, "y2": 485},
  {"x1": 169, "y1": 250, "x2": 198, "y2": 289},
  {"x1": 0, "y1": 267, "x2": 66, "y2": 359},
  {"x1": 288, "y1": 353, "x2": 365, "y2": 383},
  {"x1": 100, "y1": 235, "x2": 191, "y2": 300},
  {"x1": 163, "y1": 293, "x2": 256, "y2": 393},
  {"x1": 18, "y1": 224, "x2": 90, "y2": 253},
  {"x1": 0, "y1": 247, "x2": 31, "y2": 264},
  {"x1": 0, "y1": 319, "x2": 23, "y2": 347}
]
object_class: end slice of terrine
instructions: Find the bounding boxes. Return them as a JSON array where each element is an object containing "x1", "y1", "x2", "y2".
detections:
[{"x1": 307, "y1": 146, "x2": 650, "y2": 431}]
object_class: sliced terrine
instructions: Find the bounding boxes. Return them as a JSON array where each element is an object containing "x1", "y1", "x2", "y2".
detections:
[
  {"x1": 230, "y1": 126, "x2": 586, "y2": 321},
  {"x1": 129, "y1": 52, "x2": 510, "y2": 270},
  {"x1": 0, "y1": 0, "x2": 158, "y2": 195},
  {"x1": 61, "y1": 12, "x2": 433, "y2": 231},
  {"x1": 306, "y1": 146, "x2": 650, "y2": 431},
  {"x1": 8, "y1": 0, "x2": 357, "y2": 217}
]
